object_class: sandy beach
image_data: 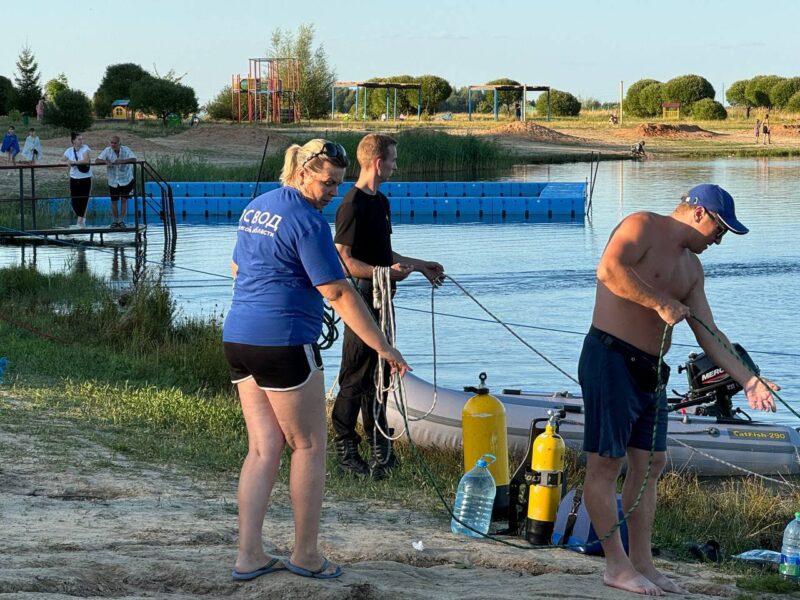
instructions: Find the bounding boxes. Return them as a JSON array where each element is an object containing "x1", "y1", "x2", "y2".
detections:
[{"x1": 2, "y1": 392, "x2": 780, "y2": 600}]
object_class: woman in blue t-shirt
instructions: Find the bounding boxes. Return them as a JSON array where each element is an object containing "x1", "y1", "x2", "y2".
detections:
[{"x1": 223, "y1": 139, "x2": 409, "y2": 581}]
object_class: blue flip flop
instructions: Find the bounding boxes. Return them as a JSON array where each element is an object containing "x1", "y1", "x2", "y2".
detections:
[
  {"x1": 231, "y1": 556, "x2": 284, "y2": 581},
  {"x1": 284, "y1": 557, "x2": 343, "y2": 579}
]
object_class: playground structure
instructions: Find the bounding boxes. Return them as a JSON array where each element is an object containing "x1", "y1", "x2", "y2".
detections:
[
  {"x1": 231, "y1": 58, "x2": 301, "y2": 124},
  {"x1": 468, "y1": 84, "x2": 551, "y2": 121},
  {"x1": 331, "y1": 81, "x2": 422, "y2": 121}
]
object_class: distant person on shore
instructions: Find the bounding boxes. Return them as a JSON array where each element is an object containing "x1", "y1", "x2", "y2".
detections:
[
  {"x1": 514, "y1": 100, "x2": 522, "y2": 120},
  {"x1": 36, "y1": 98, "x2": 45, "y2": 121},
  {"x1": 631, "y1": 140, "x2": 646, "y2": 158},
  {"x1": 609, "y1": 113, "x2": 619, "y2": 125},
  {"x1": 332, "y1": 133, "x2": 444, "y2": 479},
  {"x1": 18, "y1": 128, "x2": 43, "y2": 164},
  {"x1": 222, "y1": 138, "x2": 409, "y2": 581},
  {"x1": 2, "y1": 126, "x2": 20, "y2": 164},
  {"x1": 579, "y1": 184, "x2": 779, "y2": 596},
  {"x1": 754, "y1": 119, "x2": 761, "y2": 144},
  {"x1": 95, "y1": 135, "x2": 137, "y2": 228},
  {"x1": 762, "y1": 118, "x2": 771, "y2": 145},
  {"x1": 61, "y1": 132, "x2": 93, "y2": 228}
]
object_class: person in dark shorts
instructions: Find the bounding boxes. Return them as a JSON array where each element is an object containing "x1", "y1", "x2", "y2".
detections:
[
  {"x1": 222, "y1": 138, "x2": 408, "y2": 582},
  {"x1": 579, "y1": 326, "x2": 669, "y2": 459},
  {"x1": 95, "y1": 136, "x2": 137, "y2": 228},
  {"x1": 580, "y1": 183, "x2": 779, "y2": 596},
  {"x1": 332, "y1": 133, "x2": 444, "y2": 479}
]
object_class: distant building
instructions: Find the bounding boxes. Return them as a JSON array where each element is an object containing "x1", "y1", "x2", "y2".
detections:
[
  {"x1": 111, "y1": 99, "x2": 131, "y2": 120},
  {"x1": 111, "y1": 99, "x2": 150, "y2": 121},
  {"x1": 662, "y1": 101, "x2": 681, "y2": 120}
]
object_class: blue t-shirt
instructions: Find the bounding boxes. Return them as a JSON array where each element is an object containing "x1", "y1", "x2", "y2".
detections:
[{"x1": 222, "y1": 186, "x2": 345, "y2": 346}]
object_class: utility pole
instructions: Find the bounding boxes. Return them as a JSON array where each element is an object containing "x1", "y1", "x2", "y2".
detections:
[{"x1": 620, "y1": 81, "x2": 624, "y2": 126}]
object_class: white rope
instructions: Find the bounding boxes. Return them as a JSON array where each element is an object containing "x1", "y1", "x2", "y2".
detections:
[
  {"x1": 667, "y1": 435, "x2": 800, "y2": 489},
  {"x1": 370, "y1": 267, "x2": 440, "y2": 453},
  {"x1": 372, "y1": 266, "x2": 406, "y2": 445}
]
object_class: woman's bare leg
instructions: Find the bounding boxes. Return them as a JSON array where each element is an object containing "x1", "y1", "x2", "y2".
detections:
[
  {"x1": 268, "y1": 370, "x2": 336, "y2": 573},
  {"x1": 235, "y1": 377, "x2": 285, "y2": 573}
]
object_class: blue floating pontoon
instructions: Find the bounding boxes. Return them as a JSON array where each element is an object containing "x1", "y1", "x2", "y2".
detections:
[{"x1": 140, "y1": 181, "x2": 587, "y2": 219}]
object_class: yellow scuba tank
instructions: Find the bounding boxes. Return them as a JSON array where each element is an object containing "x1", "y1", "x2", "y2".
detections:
[
  {"x1": 462, "y1": 372, "x2": 509, "y2": 518},
  {"x1": 526, "y1": 409, "x2": 565, "y2": 544}
]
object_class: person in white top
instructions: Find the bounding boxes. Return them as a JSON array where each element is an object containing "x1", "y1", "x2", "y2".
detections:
[
  {"x1": 61, "y1": 132, "x2": 93, "y2": 228},
  {"x1": 18, "y1": 128, "x2": 43, "y2": 164},
  {"x1": 95, "y1": 136, "x2": 137, "y2": 228}
]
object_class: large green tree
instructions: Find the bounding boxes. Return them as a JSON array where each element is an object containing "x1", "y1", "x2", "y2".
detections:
[
  {"x1": 269, "y1": 24, "x2": 336, "y2": 119},
  {"x1": 129, "y1": 75, "x2": 198, "y2": 124},
  {"x1": 44, "y1": 88, "x2": 93, "y2": 131},
  {"x1": 744, "y1": 75, "x2": 783, "y2": 108},
  {"x1": 623, "y1": 78, "x2": 661, "y2": 117},
  {"x1": 0, "y1": 76, "x2": 16, "y2": 115},
  {"x1": 662, "y1": 75, "x2": 715, "y2": 115},
  {"x1": 417, "y1": 75, "x2": 452, "y2": 115},
  {"x1": 536, "y1": 89, "x2": 581, "y2": 117},
  {"x1": 725, "y1": 79, "x2": 749, "y2": 107},
  {"x1": 93, "y1": 63, "x2": 150, "y2": 117},
  {"x1": 44, "y1": 73, "x2": 68, "y2": 102},
  {"x1": 362, "y1": 75, "x2": 417, "y2": 118},
  {"x1": 771, "y1": 78, "x2": 800, "y2": 109},
  {"x1": 14, "y1": 46, "x2": 42, "y2": 114},
  {"x1": 638, "y1": 83, "x2": 664, "y2": 117},
  {"x1": 479, "y1": 78, "x2": 521, "y2": 116}
]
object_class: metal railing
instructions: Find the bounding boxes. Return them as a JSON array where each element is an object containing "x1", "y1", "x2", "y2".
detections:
[{"x1": 0, "y1": 160, "x2": 174, "y2": 243}]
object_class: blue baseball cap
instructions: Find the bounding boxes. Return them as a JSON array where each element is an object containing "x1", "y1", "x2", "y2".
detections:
[{"x1": 684, "y1": 184, "x2": 748, "y2": 235}]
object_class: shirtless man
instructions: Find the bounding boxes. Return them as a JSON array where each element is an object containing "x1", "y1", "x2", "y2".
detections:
[{"x1": 579, "y1": 183, "x2": 779, "y2": 596}]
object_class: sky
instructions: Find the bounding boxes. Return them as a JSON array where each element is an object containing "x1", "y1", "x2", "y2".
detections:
[{"x1": 3, "y1": 0, "x2": 800, "y2": 106}]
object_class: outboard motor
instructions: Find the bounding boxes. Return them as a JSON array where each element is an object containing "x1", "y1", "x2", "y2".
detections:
[{"x1": 671, "y1": 343, "x2": 759, "y2": 419}]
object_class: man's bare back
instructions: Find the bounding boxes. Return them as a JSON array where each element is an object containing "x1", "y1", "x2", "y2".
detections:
[{"x1": 592, "y1": 212, "x2": 703, "y2": 356}]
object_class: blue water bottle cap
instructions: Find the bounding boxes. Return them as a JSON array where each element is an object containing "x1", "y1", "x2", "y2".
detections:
[{"x1": 476, "y1": 454, "x2": 496, "y2": 468}]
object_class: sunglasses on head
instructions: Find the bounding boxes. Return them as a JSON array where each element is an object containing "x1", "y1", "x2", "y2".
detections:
[{"x1": 302, "y1": 142, "x2": 348, "y2": 169}]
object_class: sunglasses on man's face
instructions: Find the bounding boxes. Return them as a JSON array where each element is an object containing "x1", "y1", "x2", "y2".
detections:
[
  {"x1": 302, "y1": 142, "x2": 348, "y2": 168},
  {"x1": 708, "y1": 210, "x2": 728, "y2": 241}
]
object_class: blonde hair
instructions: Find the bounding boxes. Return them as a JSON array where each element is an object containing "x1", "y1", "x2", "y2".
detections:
[
  {"x1": 356, "y1": 133, "x2": 397, "y2": 169},
  {"x1": 280, "y1": 138, "x2": 331, "y2": 187}
]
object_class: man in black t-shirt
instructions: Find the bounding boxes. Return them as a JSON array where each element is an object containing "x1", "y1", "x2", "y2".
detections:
[{"x1": 333, "y1": 133, "x2": 445, "y2": 479}]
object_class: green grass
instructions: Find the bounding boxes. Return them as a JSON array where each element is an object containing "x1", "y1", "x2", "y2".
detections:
[{"x1": 736, "y1": 571, "x2": 800, "y2": 594}]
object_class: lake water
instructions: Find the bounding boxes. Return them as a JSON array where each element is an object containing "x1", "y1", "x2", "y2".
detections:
[{"x1": 3, "y1": 158, "x2": 799, "y2": 424}]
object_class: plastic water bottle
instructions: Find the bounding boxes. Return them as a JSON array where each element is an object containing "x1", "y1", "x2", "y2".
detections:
[
  {"x1": 451, "y1": 454, "x2": 496, "y2": 538},
  {"x1": 780, "y1": 512, "x2": 800, "y2": 581}
]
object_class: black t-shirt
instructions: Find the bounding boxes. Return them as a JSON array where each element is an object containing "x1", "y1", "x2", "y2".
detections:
[{"x1": 334, "y1": 187, "x2": 393, "y2": 275}]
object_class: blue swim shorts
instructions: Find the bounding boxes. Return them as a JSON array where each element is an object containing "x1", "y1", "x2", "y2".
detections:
[{"x1": 578, "y1": 326, "x2": 669, "y2": 458}]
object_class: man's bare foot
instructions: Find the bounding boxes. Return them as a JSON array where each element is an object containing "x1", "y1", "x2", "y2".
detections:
[
  {"x1": 633, "y1": 566, "x2": 686, "y2": 594},
  {"x1": 604, "y1": 570, "x2": 664, "y2": 596}
]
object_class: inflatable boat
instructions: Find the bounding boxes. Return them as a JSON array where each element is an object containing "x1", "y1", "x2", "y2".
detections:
[{"x1": 387, "y1": 370, "x2": 800, "y2": 477}]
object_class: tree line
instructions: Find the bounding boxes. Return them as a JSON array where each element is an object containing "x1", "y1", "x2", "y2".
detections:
[
  {"x1": 0, "y1": 46, "x2": 199, "y2": 132},
  {"x1": 621, "y1": 73, "x2": 800, "y2": 121},
  {"x1": 623, "y1": 75, "x2": 728, "y2": 120},
  {"x1": 726, "y1": 75, "x2": 800, "y2": 113}
]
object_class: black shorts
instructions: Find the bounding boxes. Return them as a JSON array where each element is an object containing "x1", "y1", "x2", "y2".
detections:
[
  {"x1": 223, "y1": 341, "x2": 323, "y2": 391},
  {"x1": 578, "y1": 326, "x2": 669, "y2": 458},
  {"x1": 109, "y1": 181, "x2": 134, "y2": 202}
]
